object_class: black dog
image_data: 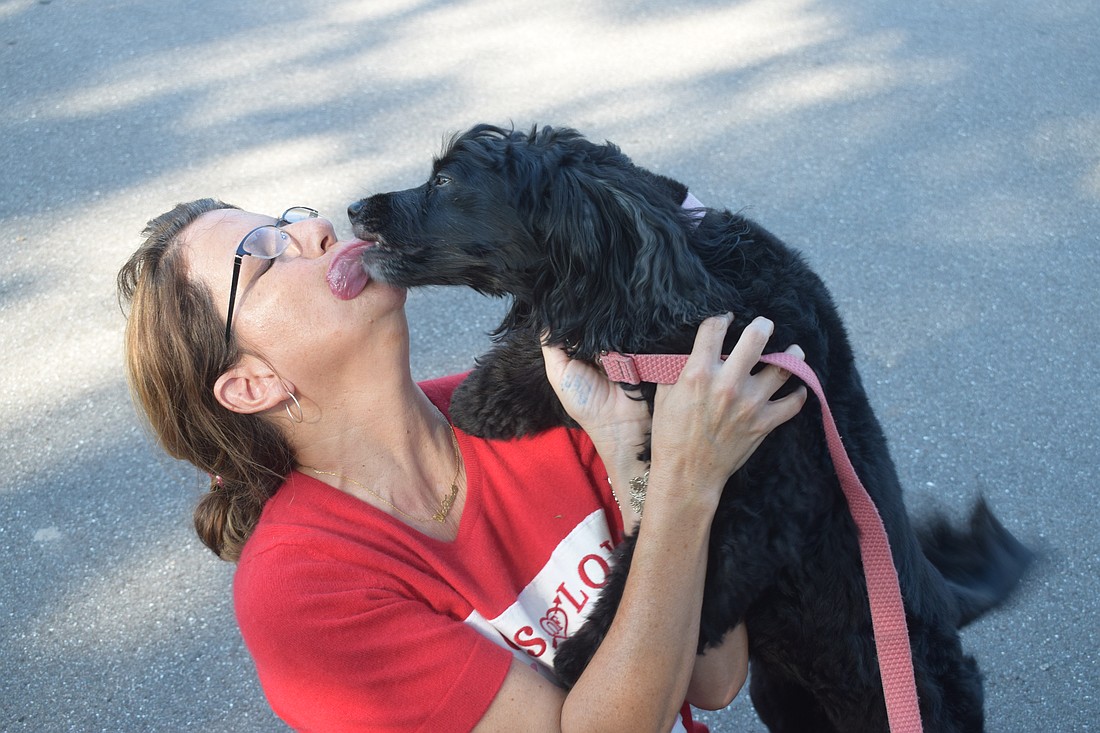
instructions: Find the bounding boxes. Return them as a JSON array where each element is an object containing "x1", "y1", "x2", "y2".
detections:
[{"x1": 348, "y1": 124, "x2": 1032, "y2": 732}]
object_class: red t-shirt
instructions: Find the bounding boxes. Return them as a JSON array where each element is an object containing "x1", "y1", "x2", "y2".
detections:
[{"x1": 234, "y1": 374, "x2": 706, "y2": 732}]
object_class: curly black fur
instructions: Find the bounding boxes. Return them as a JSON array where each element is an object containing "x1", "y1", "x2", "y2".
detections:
[{"x1": 348, "y1": 124, "x2": 1033, "y2": 732}]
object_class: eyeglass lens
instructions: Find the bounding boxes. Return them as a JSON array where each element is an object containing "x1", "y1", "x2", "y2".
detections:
[
  {"x1": 279, "y1": 206, "x2": 318, "y2": 225},
  {"x1": 240, "y1": 208, "x2": 318, "y2": 258},
  {"x1": 241, "y1": 227, "x2": 291, "y2": 258}
]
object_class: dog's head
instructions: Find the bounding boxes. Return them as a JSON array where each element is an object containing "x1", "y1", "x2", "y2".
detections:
[
  {"x1": 349, "y1": 124, "x2": 719, "y2": 357},
  {"x1": 349, "y1": 125, "x2": 542, "y2": 296}
]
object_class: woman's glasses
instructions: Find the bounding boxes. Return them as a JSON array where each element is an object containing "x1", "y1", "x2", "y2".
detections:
[{"x1": 224, "y1": 206, "x2": 319, "y2": 342}]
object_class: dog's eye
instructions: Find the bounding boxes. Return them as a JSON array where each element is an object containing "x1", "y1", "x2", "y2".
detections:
[{"x1": 432, "y1": 174, "x2": 452, "y2": 187}]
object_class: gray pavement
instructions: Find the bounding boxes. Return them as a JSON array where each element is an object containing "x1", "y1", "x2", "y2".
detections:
[{"x1": 1, "y1": 0, "x2": 1097, "y2": 730}]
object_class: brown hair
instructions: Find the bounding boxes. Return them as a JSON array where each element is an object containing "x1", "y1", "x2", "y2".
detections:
[{"x1": 117, "y1": 199, "x2": 294, "y2": 561}]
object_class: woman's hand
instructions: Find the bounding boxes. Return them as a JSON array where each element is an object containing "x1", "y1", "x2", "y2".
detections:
[
  {"x1": 541, "y1": 340, "x2": 651, "y2": 471},
  {"x1": 649, "y1": 314, "x2": 807, "y2": 508}
]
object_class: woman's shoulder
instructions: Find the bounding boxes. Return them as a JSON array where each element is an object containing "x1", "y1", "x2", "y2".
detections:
[
  {"x1": 234, "y1": 474, "x2": 401, "y2": 592},
  {"x1": 232, "y1": 474, "x2": 431, "y2": 641},
  {"x1": 238, "y1": 471, "x2": 426, "y2": 564}
]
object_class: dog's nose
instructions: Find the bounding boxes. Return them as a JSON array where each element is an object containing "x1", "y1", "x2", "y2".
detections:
[{"x1": 348, "y1": 199, "x2": 365, "y2": 220}]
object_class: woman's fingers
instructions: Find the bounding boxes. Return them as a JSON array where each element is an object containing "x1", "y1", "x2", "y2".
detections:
[
  {"x1": 718, "y1": 316, "x2": 773, "y2": 379},
  {"x1": 755, "y1": 342, "x2": 806, "y2": 396},
  {"x1": 684, "y1": 313, "x2": 738, "y2": 370},
  {"x1": 766, "y1": 384, "x2": 808, "y2": 430},
  {"x1": 752, "y1": 342, "x2": 808, "y2": 432}
]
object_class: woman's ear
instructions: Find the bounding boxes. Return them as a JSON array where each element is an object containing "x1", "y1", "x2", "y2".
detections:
[{"x1": 214, "y1": 355, "x2": 290, "y2": 415}]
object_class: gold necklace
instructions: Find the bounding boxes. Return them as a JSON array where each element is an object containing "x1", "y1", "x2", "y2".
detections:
[{"x1": 302, "y1": 422, "x2": 462, "y2": 524}]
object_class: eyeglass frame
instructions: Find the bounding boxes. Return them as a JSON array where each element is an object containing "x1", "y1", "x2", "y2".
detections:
[{"x1": 223, "y1": 206, "x2": 319, "y2": 343}]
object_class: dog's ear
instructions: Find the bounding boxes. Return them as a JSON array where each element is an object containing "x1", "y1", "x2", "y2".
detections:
[{"x1": 532, "y1": 137, "x2": 715, "y2": 356}]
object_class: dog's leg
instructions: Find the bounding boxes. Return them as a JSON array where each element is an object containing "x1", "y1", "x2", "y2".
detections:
[
  {"x1": 749, "y1": 662, "x2": 841, "y2": 733},
  {"x1": 450, "y1": 328, "x2": 576, "y2": 438},
  {"x1": 905, "y1": 624, "x2": 986, "y2": 733}
]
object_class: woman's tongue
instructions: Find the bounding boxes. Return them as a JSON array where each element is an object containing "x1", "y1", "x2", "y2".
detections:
[{"x1": 326, "y1": 241, "x2": 375, "y2": 300}]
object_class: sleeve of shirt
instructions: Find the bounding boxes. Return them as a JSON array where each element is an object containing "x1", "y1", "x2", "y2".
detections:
[{"x1": 234, "y1": 539, "x2": 513, "y2": 733}]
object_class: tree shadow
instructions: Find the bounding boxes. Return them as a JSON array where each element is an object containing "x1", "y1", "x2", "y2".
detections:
[{"x1": 2, "y1": 0, "x2": 1098, "y2": 730}]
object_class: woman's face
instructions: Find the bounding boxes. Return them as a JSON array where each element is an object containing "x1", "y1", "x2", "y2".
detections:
[{"x1": 182, "y1": 208, "x2": 409, "y2": 385}]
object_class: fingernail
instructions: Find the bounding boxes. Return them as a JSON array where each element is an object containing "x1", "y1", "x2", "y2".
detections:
[{"x1": 709, "y1": 313, "x2": 731, "y2": 327}]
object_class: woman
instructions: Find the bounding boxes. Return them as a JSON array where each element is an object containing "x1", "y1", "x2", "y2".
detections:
[{"x1": 117, "y1": 198, "x2": 806, "y2": 733}]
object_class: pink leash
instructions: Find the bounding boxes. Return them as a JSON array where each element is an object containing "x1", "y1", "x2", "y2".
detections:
[{"x1": 601, "y1": 350, "x2": 923, "y2": 733}]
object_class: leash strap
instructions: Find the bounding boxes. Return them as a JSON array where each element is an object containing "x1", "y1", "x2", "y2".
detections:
[{"x1": 600, "y1": 351, "x2": 924, "y2": 733}]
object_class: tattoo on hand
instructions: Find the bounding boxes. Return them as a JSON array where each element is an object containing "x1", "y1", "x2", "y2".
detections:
[{"x1": 561, "y1": 373, "x2": 592, "y2": 406}]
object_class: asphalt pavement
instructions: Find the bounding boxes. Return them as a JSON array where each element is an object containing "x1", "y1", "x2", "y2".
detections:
[{"x1": 1, "y1": 0, "x2": 1097, "y2": 730}]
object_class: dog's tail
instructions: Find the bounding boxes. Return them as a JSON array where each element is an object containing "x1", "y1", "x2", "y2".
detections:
[{"x1": 917, "y1": 498, "x2": 1034, "y2": 627}]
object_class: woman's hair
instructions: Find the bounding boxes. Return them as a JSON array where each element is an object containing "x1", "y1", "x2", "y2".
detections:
[{"x1": 117, "y1": 199, "x2": 294, "y2": 561}]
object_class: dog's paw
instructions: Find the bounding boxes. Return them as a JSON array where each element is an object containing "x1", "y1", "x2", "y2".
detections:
[
  {"x1": 450, "y1": 372, "x2": 575, "y2": 438},
  {"x1": 553, "y1": 629, "x2": 600, "y2": 689},
  {"x1": 449, "y1": 391, "x2": 559, "y2": 438}
]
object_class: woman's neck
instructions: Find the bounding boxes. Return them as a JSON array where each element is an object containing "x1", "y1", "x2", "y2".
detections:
[{"x1": 290, "y1": 370, "x2": 465, "y2": 535}]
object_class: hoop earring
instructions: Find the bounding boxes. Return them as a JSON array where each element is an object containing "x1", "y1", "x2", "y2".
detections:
[{"x1": 285, "y1": 392, "x2": 304, "y2": 424}]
